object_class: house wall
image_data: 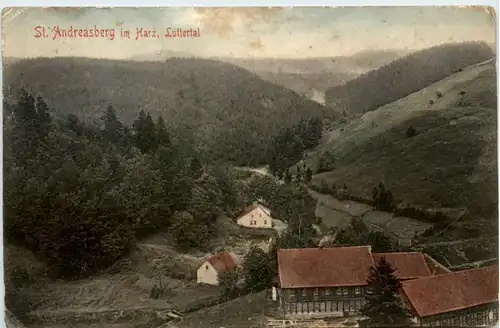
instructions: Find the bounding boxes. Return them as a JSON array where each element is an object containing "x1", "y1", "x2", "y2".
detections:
[
  {"x1": 237, "y1": 206, "x2": 273, "y2": 228},
  {"x1": 278, "y1": 286, "x2": 367, "y2": 316},
  {"x1": 196, "y1": 261, "x2": 219, "y2": 285},
  {"x1": 417, "y1": 302, "x2": 499, "y2": 327}
]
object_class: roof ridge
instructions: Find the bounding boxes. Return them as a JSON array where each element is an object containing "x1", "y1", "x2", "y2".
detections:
[
  {"x1": 278, "y1": 245, "x2": 371, "y2": 252},
  {"x1": 403, "y1": 264, "x2": 498, "y2": 285}
]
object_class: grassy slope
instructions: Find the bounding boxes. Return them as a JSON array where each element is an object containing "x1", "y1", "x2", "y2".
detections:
[
  {"x1": 307, "y1": 60, "x2": 497, "y2": 220},
  {"x1": 324, "y1": 42, "x2": 494, "y2": 114}
]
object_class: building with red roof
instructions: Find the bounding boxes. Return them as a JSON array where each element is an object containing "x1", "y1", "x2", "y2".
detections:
[
  {"x1": 371, "y1": 252, "x2": 432, "y2": 280},
  {"x1": 196, "y1": 251, "x2": 239, "y2": 286},
  {"x1": 275, "y1": 245, "x2": 498, "y2": 324},
  {"x1": 277, "y1": 246, "x2": 375, "y2": 316},
  {"x1": 401, "y1": 264, "x2": 499, "y2": 327}
]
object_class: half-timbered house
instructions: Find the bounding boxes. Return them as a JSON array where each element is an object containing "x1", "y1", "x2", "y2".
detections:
[
  {"x1": 276, "y1": 246, "x2": 375, "y2": 317},
  {"x1": 401, "y1": 264, "x2": 499, "y2": 327}
]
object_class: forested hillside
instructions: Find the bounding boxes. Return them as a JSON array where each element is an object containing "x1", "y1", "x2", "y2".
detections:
[
  {"x1": 324, "y1": 41, "x2": 494, "y2": 114},
  {"x1": 3, "y1": 57, "x2": 328, "y2": 166}
]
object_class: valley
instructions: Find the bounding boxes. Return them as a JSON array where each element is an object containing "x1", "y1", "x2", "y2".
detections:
[{"x1": 4, "y1": 40, "x2": 498, "y2": 328}]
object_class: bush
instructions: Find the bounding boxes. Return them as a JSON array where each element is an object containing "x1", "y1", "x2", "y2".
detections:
[
  {"x1": 317, "y1": 151, "x2": 335, "y2": 173},
  {"x1": 436, "y1": 91, "x2": 443, "y2": 98},
  {"x1": 405, "y1": 126, "x2": 417, "y2": 138},
  {"x1": 428, "y1": 99, "x2": 434, "y2": 105}
]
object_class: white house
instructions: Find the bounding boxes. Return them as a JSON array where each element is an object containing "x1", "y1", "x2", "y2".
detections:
[
  {"x1": 196, "y1": 251, "x2": 238, "y2": 285},
  {"x1": 236, "y1": 202, "x2": 274, "y2": 229}
]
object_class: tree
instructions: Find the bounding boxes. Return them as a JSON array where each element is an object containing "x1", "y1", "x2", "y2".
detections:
[
  {"x1": 304, "y1": 167, "x2": 313, "y2": 183},
  {"x1": 133, "y1": 109, "x2": 157, "y2": 154},
  {"x1": 170, "y1": 211, "x2": 209, "y2": 249},
  {"x1": 219, "y1": 268, "x2": 242, "y2": 300},
  {"x1": 270, "y1": 184, "x2": 317, "y2": 239},
  {"x1": 360, "y1": 256, "x2": 412, "y2": 327},
  {"x1": 372, "y1": 182, "x2": 395, "y2": 212},
  {"x1": 156, "y1": 115, "x2": 171, "y2": 148},
  {"x1": 295, "y1": 166, "x2": 302, "y2": 184},
  {"x1": 35, "y1": 96, "x2": 51, "y2": 139},
  {"x1": 102, "y1": 105, "x2": 124, "y2": 145},
  {"x1": 243, "y1": 246, "x2": 274, "y2": 292},
  {"x1": 406, "y1": 126, "x2": 417, "y2": 138},
  {"x1": 283, "y1": 169, "x2": 292, "y2": 184}
]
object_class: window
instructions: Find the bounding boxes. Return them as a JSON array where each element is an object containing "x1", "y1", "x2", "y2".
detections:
[
  {"x1": 251, "y1": 214, "x2": 254, "y2": 218},
  {"x1": 264, "y1": 220, "x2": 267, "y2": 225},
  {"x1": 325, "y1": 288, "x2": 330, "y2": 296},
  {"x1": 336, "y1": 288, "x2": 342, "y2": 296},
  {"x1": 205, "y1": 265, "x2": 209, "y2": 270},
  {"x1": 259, "y1": 214, "x2": 262, "y2": 217},
  {"x1": 343, "y1": 287, "x2": 348, "y2": 295},
  {"x1": 355, "y1": 287, "x2": 361, "y2": 295},
  {"x1": 301, "y1": 289, "x2": 307, "y2": 298},
  {"x1": 313, "y1": 288, "x2": 319, "y2": 300},
  {"x1": 289, "y1": 291, "x2": 296, "y2": 302}
]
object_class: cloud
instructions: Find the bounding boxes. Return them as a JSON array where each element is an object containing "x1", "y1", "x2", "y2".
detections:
[{"x1": 190, "y1": 7, "x2": 284, "y2": 37}]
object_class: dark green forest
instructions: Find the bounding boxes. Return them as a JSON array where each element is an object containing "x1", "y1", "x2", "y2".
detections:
[
  {"x1": 3, "y1": 88, "x2": 324, "y2": 279},
  {"x1": 3, "y1": 57, "x2": 329, "y2": 167},
  {"x1": 325, "y1": 41, "x2": 494, "y2": 114}
]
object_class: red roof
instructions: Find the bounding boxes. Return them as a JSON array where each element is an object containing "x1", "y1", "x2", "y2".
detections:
[
  {"x1": 206, "y1": 252, "x2": 238, "y2": 274},
  {"x1": 277, "y1": 246, "x2": 374, "y2": 288},
  {"x1": 402, "y1": 265, "x2": 499, "y2": 317},
  {"x1": 372, "y1": 252, "x2": 432, "y2": 280},
  {"x1": 423, "y1": 253, "x2": 452, "y2": 275}
]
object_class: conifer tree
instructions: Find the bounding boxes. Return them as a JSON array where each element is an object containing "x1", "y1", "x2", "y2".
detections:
[
  {"x1": 360, "y1": 256, "x2": 412, "y2": 327},
  {"x1": 35, "y1": 96, "x2": 51, "y2": 139},
  {"x1": 102, "y1": 105, "x2": 124, "y2": 145},
  {"x1": 304, "y1": 167, "x2": 313, "y2": 183}
]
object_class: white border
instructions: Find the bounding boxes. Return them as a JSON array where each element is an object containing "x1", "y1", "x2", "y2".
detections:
[{"x1": 0, "y1": 3, "x2": 498, "y2": 328}]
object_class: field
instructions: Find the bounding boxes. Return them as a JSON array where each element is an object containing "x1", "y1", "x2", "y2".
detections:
[
  {"x1": 308, "y1": 188, "x2": 432, "y2": 240},
  {"x1": 175, "y1": 291, "x2": 273, "y2": 328}
]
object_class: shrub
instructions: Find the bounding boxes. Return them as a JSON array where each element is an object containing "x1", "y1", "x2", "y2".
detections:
[
  {"x1": 428, "y1": 99, "x2": 434, "y2": 105},
  {"x1": 436, "y1": 91, "x2": 443, "y2": 98},
  {"x1": 406, "y1": 126, "x2": 417, "y2": 138}
]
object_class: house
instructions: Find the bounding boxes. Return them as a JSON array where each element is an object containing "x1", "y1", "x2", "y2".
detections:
[
  {"x1": 371, "y1": 252, "x2": 432, "y2": 280},
  {"x1": 401, "y1": 264, "x2": 499, "y2": 327},
  {"x1": 236, "y1": 202, "x2": 273, "y2": 229},
  {"x1": 276, "y1": 247, "x2": 453, "y2": 318},
  {"x1": 276, "y1": 246, "x2": 375, "y2": 317},
  {"x1": 196, "y1": 251, "x2": 238, "y2": 286}
]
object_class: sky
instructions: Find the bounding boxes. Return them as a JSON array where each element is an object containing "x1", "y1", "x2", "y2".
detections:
[{"x1": 1, "y1": 6, "x2": 496, "y2": 59}]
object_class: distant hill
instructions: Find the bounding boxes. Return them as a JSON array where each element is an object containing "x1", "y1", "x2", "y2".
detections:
[
  {"x1": 216, "y1": 50, "x2": 408, "y2": 98},
  {"x1": 305, "y1": 59, "x2": 497, "y2": 222},
  {"x1": 324, "y1": 41, "x2": 494, "y2": 115},
  {"x1": 3, "y1": 57, "x2": 328, "y2": 166}
]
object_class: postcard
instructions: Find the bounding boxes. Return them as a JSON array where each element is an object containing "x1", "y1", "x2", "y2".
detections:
[{"x1": 2, "y1": 6, "x2": 498, "y2": 328}]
